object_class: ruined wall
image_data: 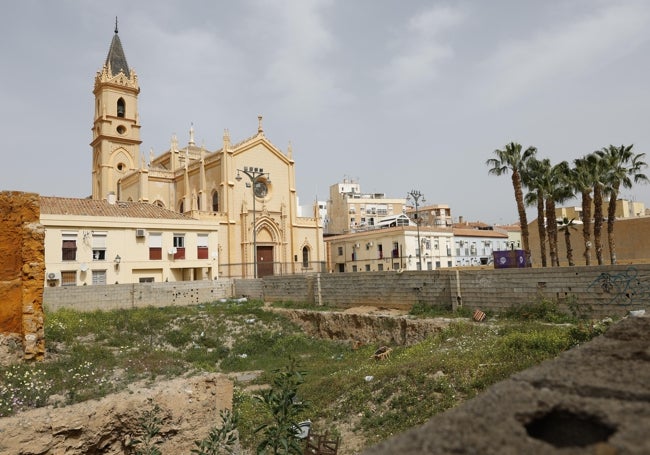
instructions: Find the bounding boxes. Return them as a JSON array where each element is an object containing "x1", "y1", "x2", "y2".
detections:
[{"x1": 0, "y1": 191, "x2": 45, "y2": 361}]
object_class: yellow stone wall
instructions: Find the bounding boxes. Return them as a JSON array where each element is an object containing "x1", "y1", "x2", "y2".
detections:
[{"x1": 0, "y1": 191, "x2": 45, "y2": 361}]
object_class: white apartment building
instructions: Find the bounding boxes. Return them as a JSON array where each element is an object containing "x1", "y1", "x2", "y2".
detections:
[
  {"x1": 325, "y1": 225, "x2": 455, "y2": 272},
  {"x1": 326, "y1": 179, "x2": 406, "y2": 234}
]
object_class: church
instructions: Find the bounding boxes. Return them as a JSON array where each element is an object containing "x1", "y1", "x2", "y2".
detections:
[{"x1": 44, "y1": 23, "x2": 324, "y2": 283}]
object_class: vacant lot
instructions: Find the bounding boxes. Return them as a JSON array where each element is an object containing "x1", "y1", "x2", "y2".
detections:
[{"x1": 0, "y1": 299, "x2": 608, "y2": 454}]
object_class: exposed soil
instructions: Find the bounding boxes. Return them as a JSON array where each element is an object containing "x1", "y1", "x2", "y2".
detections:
[{"x1": 1, "y1": 306, "x2": 451, "y2": 455}]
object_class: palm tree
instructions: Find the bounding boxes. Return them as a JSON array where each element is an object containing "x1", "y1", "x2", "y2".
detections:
[
  {"x1": 571, "y1": 157, "x2": 596, "y2": 265},
  {"x1": 544, "y1": 161, "x2": 572, "y2": 267},
  {"x1": 487, "y1": 142, "x2": 537, "y2": 266},
  {"x1": 523, "y1": 157, "x2": 550, "y2": 267},
  {"x1": 590, "y1": 152, "x2": 608, "y2": 265},
  {"x1": 598, "y1": 144, "x2": 649, "y2": 264},
  {"x1": 557, "y1": 217, "x2": 578, "y2": 266}
]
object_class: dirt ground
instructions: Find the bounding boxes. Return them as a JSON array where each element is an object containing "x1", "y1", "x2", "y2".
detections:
[{"x1": 0, "y1": 306, "x2": 413, "y2": 454}]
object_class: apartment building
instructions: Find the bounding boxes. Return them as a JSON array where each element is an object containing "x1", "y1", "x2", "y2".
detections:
[
  {"x1": 41, "y1": 197, "x2": 217, "y2": 286},
  {"x1": 326, "y1": 179, "x2": 406, "y2": 234}
]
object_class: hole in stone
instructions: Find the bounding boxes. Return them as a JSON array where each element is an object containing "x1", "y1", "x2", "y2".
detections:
[{"x1": 525, "y1": 409, "x2": 615, "y2": 448}]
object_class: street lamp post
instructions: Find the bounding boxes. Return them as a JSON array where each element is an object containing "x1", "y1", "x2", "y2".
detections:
[
  {"x1": 236, "y1": 166, "x2": 271, "y2": 278},
  {"x1": 406, "y1": 190, "x2": 425, "y2": 270}
]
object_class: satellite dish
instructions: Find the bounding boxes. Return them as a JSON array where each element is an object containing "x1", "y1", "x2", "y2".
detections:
[{"x1": 80, "y1": 263, "x2": 89, "y2": 272}]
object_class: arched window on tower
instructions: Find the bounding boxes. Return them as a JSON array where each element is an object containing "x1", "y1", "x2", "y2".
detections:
[
  {"x1": 197, "y1": 195, "x2": 201, "y2": 211},
  {"x1": 302, "y1": 246, "x2": 310, "y2": 268},
  {"x1": 179, "y1": 200, "x2": 184, "y2": 213},
  {"x1": 117, "y1": 98, "x2": 125, "y2": 118},
  {"x1": 212, "y1": 191, "x2": 219, "y2": 212}
]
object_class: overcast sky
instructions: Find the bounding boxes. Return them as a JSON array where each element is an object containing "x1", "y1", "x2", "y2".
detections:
[{"x1": 3, "y1": 0, "x2": 650, "y2": 224}]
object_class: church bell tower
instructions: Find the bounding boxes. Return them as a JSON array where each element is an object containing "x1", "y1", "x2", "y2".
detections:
[{"x1": 91, "y1": 19, "x2": 142, "y2": 200}]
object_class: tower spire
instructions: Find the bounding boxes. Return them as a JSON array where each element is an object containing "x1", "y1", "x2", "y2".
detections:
[{"x1": 115, "y1": 16, "x2": 118, "y2": 34}]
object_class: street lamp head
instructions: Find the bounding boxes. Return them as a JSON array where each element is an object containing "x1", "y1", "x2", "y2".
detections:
[{"x1": 235, "y1": 172, "x2": 242, "y2": 182}]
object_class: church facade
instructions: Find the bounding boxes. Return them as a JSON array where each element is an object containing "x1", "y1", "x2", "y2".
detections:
[{"x1": 89, "y1": 25, "x2": 324, "y2": 279}]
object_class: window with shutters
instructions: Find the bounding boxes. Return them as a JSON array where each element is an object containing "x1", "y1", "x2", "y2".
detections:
[
  {"x1": 149, "y1": 233, "x2": 162, "y2": 260},
  {"x1": 173, "y1": 234, "x2": 185, "y2": 260},
  {"x1": 197, "y1": 234, "x2": 209, "y2": 259},
  {"x1": 92, "y1": 270, "x2": 106, "y2": 285},
  {"x1": 62, "y1": 233, "x2": 77, "y2": 261},
  {"x1": 92, "y1": 232, "x2": 107, "y2": 261},
  {"x1": 61, "y1": 271, "x2": 76, "y2": 286}
]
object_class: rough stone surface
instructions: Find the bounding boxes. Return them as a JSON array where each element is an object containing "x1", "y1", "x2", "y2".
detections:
[
  {"x1": 0, "y1": 191, "x2": 45, "y2": 362},
  {"x1": 362, "y1": 315, "x2": 650, "y2": 455},
  {"x1": 0, "y1": 373, "x2": 233, "y2": 455}
]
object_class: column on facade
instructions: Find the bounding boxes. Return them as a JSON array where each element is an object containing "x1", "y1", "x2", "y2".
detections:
[
  {"x1": 138, "y1": 168, "x2": 149, "y2": 202},
  {"x1": 199, "y1": 146, "x2": 207, "y2": 211}
]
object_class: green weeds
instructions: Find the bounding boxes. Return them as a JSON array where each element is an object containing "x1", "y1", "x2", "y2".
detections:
[{"x1": 2, "y1": 298, "x2": 612, "y2": 452}]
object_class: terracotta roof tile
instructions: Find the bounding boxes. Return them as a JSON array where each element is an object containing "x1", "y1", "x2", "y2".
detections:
[{"x1": 40, "y1": 197, "x2": 194, "y2": 220}]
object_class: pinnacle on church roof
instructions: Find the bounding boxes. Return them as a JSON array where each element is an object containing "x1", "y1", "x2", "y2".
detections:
[{"x1": 105, "y1": 17, "x2": 130, "y2": 77}]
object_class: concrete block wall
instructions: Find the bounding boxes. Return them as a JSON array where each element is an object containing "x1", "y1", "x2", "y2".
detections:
[
  {"x1": 233, "y1": 279, "x2": 264, "y2": 300},
  {"x1": 43, "y1": 280, "x2": 233, "y2": 312},
  {"x1": 260, "y1": 265, "x2": 650, "y2": 318},
  {"x1": 0, "y1": 191, "x2": 45, "y2": 361}
]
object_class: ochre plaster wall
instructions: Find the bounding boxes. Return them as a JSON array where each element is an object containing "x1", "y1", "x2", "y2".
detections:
[{"x1": 0, "y1": 191, "x2": 45, "y2": 361}]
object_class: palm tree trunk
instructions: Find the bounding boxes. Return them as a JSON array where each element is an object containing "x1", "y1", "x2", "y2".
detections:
[
  {"x1": 565, "y1": 228, "x2": 574, "y2": 266},
  {"x1": 550, "y1": 200, "x2": 560, "y2": 266},
  {"x1": 536, "y1": 194, "x2": 547, "y2": 267},
  {"x1": 581, "y1": 190, "x2": 592, "y2": 266},
  {"x1": 512, "y1": 171, "x2": 530, "y2": 266},
  {"x1": 607, "y1": 185, "x2": 619, "y2": 264},
  {"x1": 593, "y1": 184, "x2": 604, "y2": 265},
  {"x1": 545, "y1": 199, "x2": 557, "y2": 267}
]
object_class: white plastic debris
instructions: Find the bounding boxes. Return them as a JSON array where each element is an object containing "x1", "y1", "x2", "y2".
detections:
[
  {"x1": 364, "y1": 375, "x2": 374, "y2": 382},
  {"x1": 245, "y1": 318, "x2": 256, "y2": 324},
  {"x1": 629, "y1": 309, "x2": 646, "y2": 317},
  {"x1": 237, "y1": 353, "x2": 248, "y2": 358}
]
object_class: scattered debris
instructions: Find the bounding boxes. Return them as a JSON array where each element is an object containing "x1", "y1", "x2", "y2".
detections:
[
  {"x1": 371, "y1": 346, "x2": 392, "y2": 361},
  {"x1": 473, "y1": 309, "x2": 486, "y2": 322}
]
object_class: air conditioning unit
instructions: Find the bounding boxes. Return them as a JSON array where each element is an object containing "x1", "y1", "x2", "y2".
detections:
[
  {"x1": 168, "y1": 247, "x2": 178, "y2": 255},
  {"x1": 136, "y1": 229, "x2": 146, "y2": 237},
  {"x1": 47, "y1": 271, "x2": 61, "y2": 281}
]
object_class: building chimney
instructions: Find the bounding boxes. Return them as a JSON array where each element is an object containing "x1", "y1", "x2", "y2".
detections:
[
  {"x1": 458, "y1": 215, "x2": 464, "y2": 224},
  {"x1": 107, "y1": 191, "x2": 116, "y2": 205}
]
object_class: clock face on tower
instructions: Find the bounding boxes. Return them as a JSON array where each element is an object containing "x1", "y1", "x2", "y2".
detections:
[{"x1": 254, "y1": 180, "x2": 268, "y2": 198}]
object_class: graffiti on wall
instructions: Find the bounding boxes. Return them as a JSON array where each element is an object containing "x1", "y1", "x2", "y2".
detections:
[{"x1": 587, "y1": 267, "x2": 650, "y2": 306}]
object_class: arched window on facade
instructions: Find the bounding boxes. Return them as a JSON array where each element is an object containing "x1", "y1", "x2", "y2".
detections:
[
  {"x1": 117, "y1": 98, "x2": 125, "y2": 118},
  {"x1": 196, "y1": 195, "x2": 201, "y2": 211},
  {"x1": 212, "y1": 191, "x2": 219, "y2": 212},
  {"x1": 179, "y1": 200, "x2": 184, "y2": 213},
  {"x1": 302, "y1": 246, "x2": 310, "y2": 268}
]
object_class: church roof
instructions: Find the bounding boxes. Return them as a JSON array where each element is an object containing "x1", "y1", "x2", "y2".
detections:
[
  {"x1": 40, "y1": 197, "x2": 193, "y2": 220},
  {"x1": 105, "y1": 27, "x2": 130, "y2": 77}
]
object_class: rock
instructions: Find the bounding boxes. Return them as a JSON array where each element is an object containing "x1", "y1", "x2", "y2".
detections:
[{"x1": 0, "y1": 373, "x2": 233, "y2": 455}]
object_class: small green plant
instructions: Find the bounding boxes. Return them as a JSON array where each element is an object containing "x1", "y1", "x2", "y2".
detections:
[
  {"x1": 255, "y1": 358, "x2": 310, "y2": 455},
  {"x1": 192, "y1": 408, "x2": 239, "y2": 455},
  {"x1": 503, "y1": 298, "x2": 574, "y2": 323},
  {"x1": 565, "y1": 295, "x2": 592, "y2": 321},
  {"x1": 129, "y1": 401, "x2": 164, "y2": 455}
]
